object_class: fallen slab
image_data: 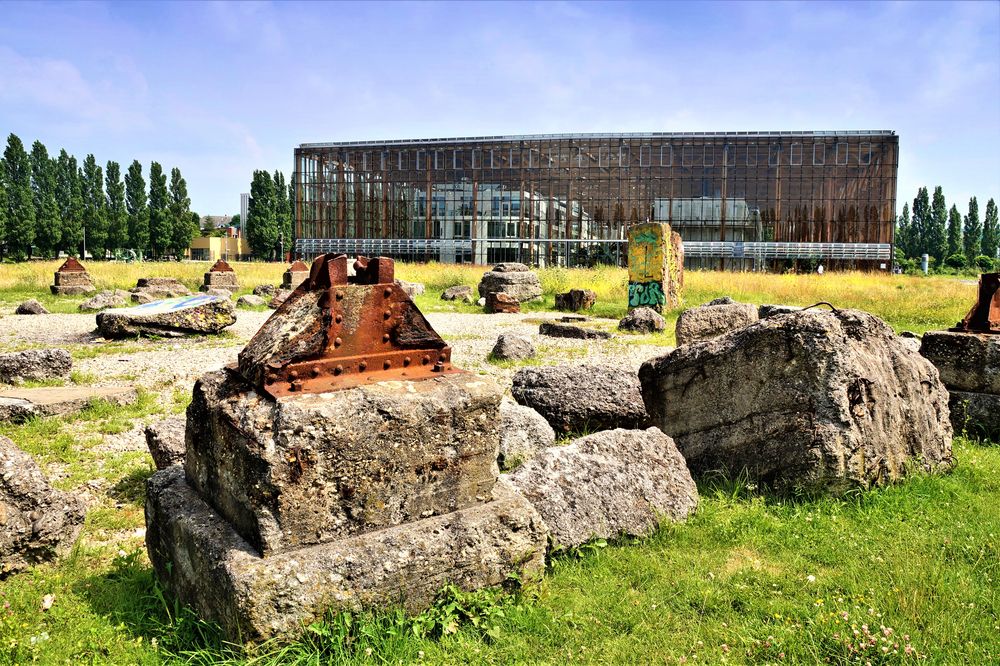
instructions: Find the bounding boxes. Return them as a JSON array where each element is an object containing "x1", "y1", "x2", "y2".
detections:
[
  {"x1": 0, "y1": 386, "x2": 138, "y2": 422},
  {"x1": 96, "y1": 294, "x2": 236, "y2": 338},
  {"x1": 539, "y1": 321, "x2": 612, "y2": 340},
  {"x1": 0, "y1": 349, "x2": 72, "y2": 384}
]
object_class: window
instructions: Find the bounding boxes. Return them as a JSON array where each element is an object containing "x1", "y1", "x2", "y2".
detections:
[
  {"x1": 599, "y1": 146, "x2": 610, "y2": 167},
  {"x1": 724, "y1": 144, "x2": 736, "y2": 166},
  {"x1": 746, "y1": 144, "x2": 757, "y2": 166},
  {"x1": 703, "y1": 145, "x2": 714, "y2": 167},
  {"x1": 471, "y1": 148, "x2": 481, "y2": 169},
  {"x1": 790, "y1": 143, "x2": 802, "y2": 166},
  {"x1": 433, "y1": 150, "x2": 442, "y2": 169},
  {"x1": 836, "y1": 142, "x2": 848, "y2": 165},
  {"x1": 453, "y1": 150, "x2": 463, "y2": 169},
  {"x1": 489, "y1": 149, "x2": 496, "y2": 168},
  {"x1": 576, "y1": 146, "x2": 584, "y2": 167},
  {"x1": 768, "y1": 144, "x2": 781, "y2": 166},
  {"x1": 362, "y1": 152, "x2": 369, "y2": 171},
  {"x1": 619, "y1": 145, "x2": 630, "y2": 168},
  {"x1": 639, "y1": 145, "x2": 651, "y2": 167},
  {"x1": 509, "y1": 148, "x2": 520, "y2": 167},
  {"x1": 682, "y1": 144, "x2": 694, "y2": 167},
  {"x1": 380, "y1": 151, "x2": 390, "y2": 170},
  {"x1": 416, "y1": 150, "x2": 425, "y2": 169},
  {"x1": 660, "y1": 144, "x2": 673, "y2": 166},
  {"x1": 398, "y1": 150, "x2": 409, "y2": 170},
  {"x1": 813, "y1": 143, "x2": 825, "y2": 166},
  {"x1": 859, "y1": 142, "x2": 872, "y2": 165}
]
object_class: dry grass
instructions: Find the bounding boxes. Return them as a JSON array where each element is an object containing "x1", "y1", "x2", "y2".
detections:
[{"x1": 0, "y1": 260, "x2": 976, "y2": 333}]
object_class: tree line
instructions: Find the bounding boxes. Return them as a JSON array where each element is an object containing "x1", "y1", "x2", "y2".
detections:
[
  {"x1": 895, "y1": 186, "x2": 998, "y2": 271},
  {"x1": 245, "y1": 170, "x2": 293, "y2": 261},
  {"x1": 0, "y1": 132, "x2": 197, "y2": 260}
]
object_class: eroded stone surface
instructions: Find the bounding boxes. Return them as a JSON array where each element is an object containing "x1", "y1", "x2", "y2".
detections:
[
  {"x1": 920, "y1": 331, "x2": 1000, "y2": 394},
  {"x1": 0, "y1": 349, "x2": 72, "y2": 384},
  {"x1": 640, "y1": 309, "x2": 954, "y2": 491},
  {"x1": 511, "y1": 365, "x2": 648, "y2": 434},
  {"x1": 130, "y1": 277, "x2": 192, "y2": 303},
  {"x1": 79, "y1": 290, "x2": 130, "y2": 312},
  {"x1": 675, "y1": 300, "x2": 759, "y2": 345},
  {"x1": 489, "y1": 334, "x2": 535, "y2": 362},
  {"x1": 949, "y1": 391, "x2": 1000, "y2": 441},
  {"x1": 145, "y1": 466, "x2": 547, "y2": 641},
  {"x1": 498, "y1": 397, "x2": 555, "y2": 470},
  {"x1": 185, "y1": 369, "x2": 504, "y2": 555},
  {"x1": 486, "y1": 292, "x2": 520, "y2": 314},
  {"x1": 500, "y1": 427, "x2": 697, "y2": 548},
  {"x1": 236, "y1": 294, "x2": 266, "y2": 308},
  {"x1": 145, "y1": 415, "x2": 186, "y2": 470},
  {"x1": 1, "y1": 435, "x2": 84, "y2": 576},
  {"x1": 758, "y1": 304, "x2": 804, "y2": 319},
  {"x1": 478, "y1": 265, "x2": 542, "y2": 303},
  {"x1": 554, "y1": 289, "x2": 597, "y2": 312},
  {"x1": 441, "y1": 285, "x2": 473, "y2": 301},
  {"x1": 97, "y1": 295, "x2": 236, "y2": 338},
  {"x1": 618, "y1": 307, "x2": 666, "y2": 334}
]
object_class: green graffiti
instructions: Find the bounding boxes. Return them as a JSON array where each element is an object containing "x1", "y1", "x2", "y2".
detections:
[
  {"x1": 628, "y1": 281, "x2": 665, "y2": 309},
  {"x1": 632, "y1": 231, "x2": 658, "y2": 245}
]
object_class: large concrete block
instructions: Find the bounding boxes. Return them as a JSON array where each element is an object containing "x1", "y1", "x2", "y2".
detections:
[
  {"x1": 185, "y1": 369, "x2": 503, "y2": 555},
  {"x1": 145, "y1": 466, "x2": 547, "y2": 642},
  {"x1": 919, "y1": 331, "x2": 1000, "y2": 394},
  {"x1": 949, "y1": 390, "x2": 1000, "y2": 442}
]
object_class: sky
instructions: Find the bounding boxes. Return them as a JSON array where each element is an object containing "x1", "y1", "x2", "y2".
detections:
[{"x1": 1, "y1": 0, "x2": 997, "y2": 216}]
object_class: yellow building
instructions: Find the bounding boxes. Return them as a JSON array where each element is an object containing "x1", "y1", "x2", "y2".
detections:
[{"x1": 187, "y1": 236, "x2": 250, "y2": 262}]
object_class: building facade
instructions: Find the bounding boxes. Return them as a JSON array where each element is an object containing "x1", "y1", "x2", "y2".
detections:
[{"x1": 293, "y1": 131, "x2": 898, "y2": 269}]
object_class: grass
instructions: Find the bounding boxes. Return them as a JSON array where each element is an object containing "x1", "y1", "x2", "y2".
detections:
[{"x1": 0, "y1": 260, "x2": 993, "y2": 664}]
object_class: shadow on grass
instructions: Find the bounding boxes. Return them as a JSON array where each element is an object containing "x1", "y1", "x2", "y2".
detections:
[{"x1": 109, "y1": 466, "x2": 155, "y2": 505}]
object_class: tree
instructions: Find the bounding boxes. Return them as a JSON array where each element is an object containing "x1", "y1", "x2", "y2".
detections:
[
  {"x1": 230, "y1": 213, "x2": 241, "y2": 229},
  {"x1": 946, "y1": 204, "x2": 962, "y2": 259},
  {"x1": 105, "y1": 160, "x2": 128, "y2": 254},
  {"x1": 3, "y1": 133, "x2": 36, "y2": 259},
  {"x1": 983, "y1": 198, "x2": 999, "y2": 259},
  {"x1": 273, "y1": 170, "x2": 292, "y2": 259},
  {"x1": 895, "y1": 202, "x2": 911, "y2": 258},
  {"x1": 928, "y1": 186, "x2": 947, "y2": 263},
  {"x1": 0, "y1": 159, "x2": 7, "y2": 253},
  {"x1": 911, "y1": 187, "x2": 930, "y2": 258},
  {"x1": 168, "y1": 167, "x2": 195, "y2": 255},
  {"x1": 125, "y1": 160, "x2": 148, "y2": 255},
  {"x1": 30, "y1": 141, "x2": 61, "y2": 257},
  {"x1": 81, "y1": 154, "x2": 107, "y2": 258},
  {"x1": 246, "y1": 170, "x2": 278, "y2": 260},
  {"x1": 55, "y1": 150, "x2": 84, "y2": 255},
  {"x1": 148, "y1": 162, "x2": 170, "y2": 257},
  {"x1": 963, "y1": 196, "x2": 981, "y2": 263}
]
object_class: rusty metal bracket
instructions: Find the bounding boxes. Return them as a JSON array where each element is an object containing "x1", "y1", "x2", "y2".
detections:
[
  {"x1": 951, "y1": 272, "x2": 1000, "y2": 334},
  {"x1": 238, "y1": 254, "x2": 461, "y2": 398}
]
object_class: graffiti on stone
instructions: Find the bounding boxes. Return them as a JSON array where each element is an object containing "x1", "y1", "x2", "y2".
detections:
[{"x1": 628, "y1": 281, "x2": 665, "y2": 308}]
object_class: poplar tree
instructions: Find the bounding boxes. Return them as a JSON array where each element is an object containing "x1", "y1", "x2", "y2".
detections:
[
  {"x1": 946, "y1": 204, "x2": 962, "y2": 259},
  {"x1": 30, "y1": 141, "x2": 61, "y2": 257},
  {"x1": 983, "y1": 198, "x2": 999, "y2": 260},
  {"x1": 963, "y1": 196, "x2": 981, "y2": 263},
  {"x1": 56, "y1": 151, "x2": 85, "y2": 255},
  {"x1": 105, "y1": 160, "x2": 128, "y2": 254},
  {"x1": 148, "y1": 162, "x2": 170, "y2": 257},
  {"x1": 3, "y1": 134, "x2": 36, "y2": 259},
  {"x1": 895, "y1": 202, "x2": 911, "y2": 258},
  {"x1": 928, "y1": 186, "x2": 947, "y2": 263},
  {"x1": 0, "y1": 161, "x2": 7, "y2": 252},
  {"x1": 168, "y1": 167, "x2": 194, "y2": 255},
  {"x1": 247, "y1": 170, "x2": 277, "y2": 260},
  {"x1": 81, "y1": 154, "x2": 107, "y2": 258},
  {"x1": 125, "y1": 160, "x2": 149, "y2": 254},
  {"x1": 273, "y1": 170, "x2": 291, "y2": 258},
  {"x1": 911, "y1": 187, "x2": 930, "y2": 258}
]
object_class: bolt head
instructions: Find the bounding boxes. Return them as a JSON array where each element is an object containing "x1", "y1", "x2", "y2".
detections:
[
  {"x1": 334, "y1": 365, "x2": 343, "y2": 375},
  {"x1": 383, "y1": 360, "x2": 392, "y2": 370},
  {"x1": 359, "y1": 361, "x2": 367, "y2": 371}
]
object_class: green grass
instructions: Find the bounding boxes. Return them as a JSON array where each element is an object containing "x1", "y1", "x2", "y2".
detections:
[{"x1": 0, "y1": 439, "x2": 996, "y2": 664}]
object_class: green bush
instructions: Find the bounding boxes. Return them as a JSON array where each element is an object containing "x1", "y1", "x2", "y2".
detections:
[
  {"x1": 974, "y1": 255, "x2": 996, "y2": 272},
  {"x1": 944, "y1": 253, "x2": 968, "y2": 270}
]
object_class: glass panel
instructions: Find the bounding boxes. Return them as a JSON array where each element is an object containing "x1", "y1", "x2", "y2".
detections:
[
  {"x1": 790, "y1": 143, "x2": 802, "y2": 166},
  {"x1": 813, "y1": 143, "x2": 825, "y2": 165}
]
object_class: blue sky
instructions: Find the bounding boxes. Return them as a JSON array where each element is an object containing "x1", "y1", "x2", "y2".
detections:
[{"x1": 1, "y1": 0, "x2": 997, "y2": 216}]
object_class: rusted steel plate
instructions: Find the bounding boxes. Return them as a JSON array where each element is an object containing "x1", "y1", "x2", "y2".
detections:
[
  {"x1": 239, "y1": 254, "x2": 461, "y2": 398},
  {"x1": 57, "y1": 257, "x2": 87, "y2": 273},
  {"x1": 952, "y1": 273, "x2": 1000, "y2": 334},
  {"x1": 209, "y1": 259, "x2": 234, "y2": 272}
]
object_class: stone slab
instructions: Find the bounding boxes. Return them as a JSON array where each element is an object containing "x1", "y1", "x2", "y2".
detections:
[
  {"x1": 145, "y1": 466, "x2": 548, "y2": 642},
  {"x1": 920, "y1": 331, "x2": 1000, "y2": 394},
  {"x1": 97, "y1": 295, "x2": 236, "y2": 338},
  {"x1": 185, "y1": 369, "x2": 503, "y2": 555},
  {"x1": 949, "y1": 390, "x2": 1000, "y2": 442},
  {"x1": 0, "y1": 386, "x2": 138, "y2": 422}
]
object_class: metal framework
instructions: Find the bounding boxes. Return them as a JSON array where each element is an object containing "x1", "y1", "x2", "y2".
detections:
[{"x1": 293, "y1": 131, "x2": 898, "y2": 269}]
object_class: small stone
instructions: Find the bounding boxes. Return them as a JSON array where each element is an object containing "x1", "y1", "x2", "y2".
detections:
[
  {"x1": 441, "y1": 285, "x2": 473, "y2": 301},
  {"x1": 129, "y1": 277, "x2": 192, "y2": 303},
  {"x1": 554, "y1": 289, "x2": 597, "y2": 312},
  {"x1": 15, "y1": 299, "x2": 48, "y2": 315},
  {"x1": 538, "y1": 321, "x2": 612, "y2": 340},
  {"x1": 237, "y1": 294, "x2": 266, "y2": 308},
  {"x1": 489, "y1": 334, "x2": 536, "y2": 362},
  {"x1": 618, "y1": 307, "x2": 666, "y2": 333},
  {"x1": 486, "y1": 292, "x2": 520, "y2": 314}
]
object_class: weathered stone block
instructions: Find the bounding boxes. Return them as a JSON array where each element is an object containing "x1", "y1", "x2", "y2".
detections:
[
  {"x1": 478, "y1": 265, "x2": 542, "y2": 303},
  {"x1": 641, "y1": 309, "x2": 954, "y2": 491},
  {"x1": 627, "y1": 222, "x2": 682, "y2": 312},
  {"x1": 675, "y1": 300, "x2": 759, "y2": 345},
  {"x1": 486, "y1": 292, "x2": 520, "y2": 313},
  {"x1": 185, "y1": 369, "x2": 503, "y2": 555},
  {"x1": 498, "y1": 397, "x2": 554, "y2": 470},
  {"x1": 145, "y1": 466, "x2": 547, "y2": 641},
  {"x1": 618, "y1": 306, "x2": 666, "y2": 334},
  {"x1": 919, "y1": 331, "x2": 1000, "y2": 394},
  {"x1": 538, "y1": 321, "x2": 612, "y2": 340},
  {"x1": 500, "y1": 428, "x2": 697, "y2": 548},
  {"x1": 554, "y1": 289, "x2": 597, "y2": 312},
  {"x1": 949, "y1": 390, "x2": 1000, "y2": 442},
  {"x1": 97, "y1": 295, "x2": 236, "y2": 338},
  {"x1": 201, "y1": 272, "x2": 240, "y2": 293},
  {"x1": 0, "y1": 349, "x2": 72, "y2": 384}
]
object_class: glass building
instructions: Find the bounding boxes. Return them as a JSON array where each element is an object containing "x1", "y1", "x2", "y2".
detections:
[{"x1": 293, "y1": 131, "x2": 898, "y2": 270}]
